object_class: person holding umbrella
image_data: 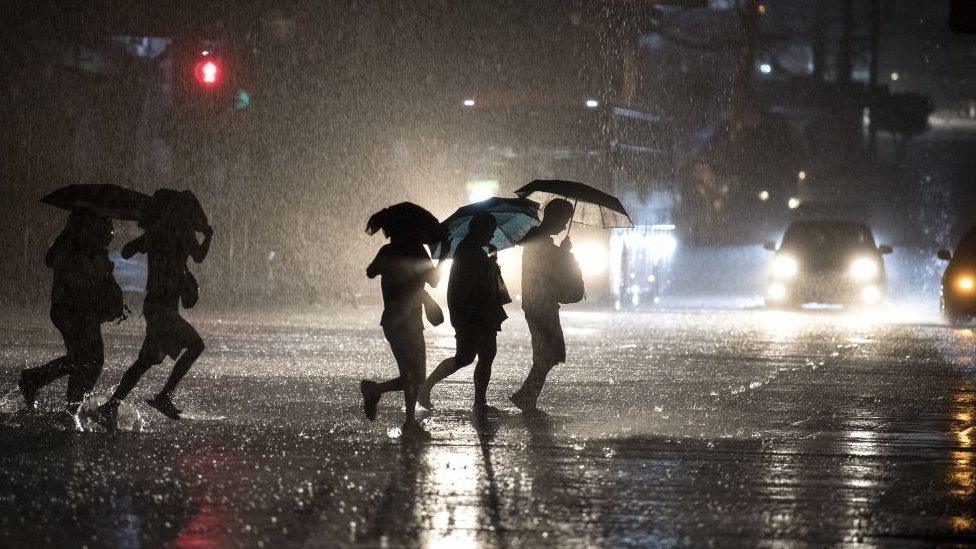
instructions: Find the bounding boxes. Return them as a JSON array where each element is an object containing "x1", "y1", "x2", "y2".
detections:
[
  {"x1": 18, "y1": 208, "x2": 125, "y2": 431},
  {"x1": 418, "y1": 212, "x2": 512, "y2": 412},
  {"x1": 509, "y1": 199, "x2": 578, "y2": 412},
  {"x1": 509, "y1": 180, "x2": 634, "y2": 412},
  {"x1": 360, "y1": 202, "x2": 442, "y2": 436},
  {"x1": 97, "y1": 190, "x2": 213, "y2": 426}
]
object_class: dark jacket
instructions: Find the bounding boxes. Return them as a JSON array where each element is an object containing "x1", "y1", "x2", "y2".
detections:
[
  {"x1": 447, "y1": 238, "x2": 508, "y2": 331},
  {"x1": 520, "y1": 227, "x2": 574, "y2": 314},
  {"x1": 47, "y1": 235, "x2": 119, "y2": 319}
]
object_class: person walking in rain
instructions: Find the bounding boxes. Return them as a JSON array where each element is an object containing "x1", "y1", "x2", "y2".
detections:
[
  {"x1": 418, "y1": 212, "x2": 509, "y2": 411},
  {"x1": 97, "y1": 190, "x2": 212, "y2": 426},
  {"x1": 359, "y1": 220, "x2": 439, "y2": 435},
  {"x1": 18, "y1": 209, "x2": 125, "y2": 431},
  {"x1": 510, "y1": 199, "x2": 578, "y2": 412}
]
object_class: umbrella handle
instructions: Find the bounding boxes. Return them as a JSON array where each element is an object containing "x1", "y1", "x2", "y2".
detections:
[{"x1": 565, "y1": 199, "x2": 578, "y2": 237}]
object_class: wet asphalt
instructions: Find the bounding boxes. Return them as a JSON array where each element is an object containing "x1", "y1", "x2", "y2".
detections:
[{"x1": 0, "y1": 305, "x2": 974, "y2": 547}]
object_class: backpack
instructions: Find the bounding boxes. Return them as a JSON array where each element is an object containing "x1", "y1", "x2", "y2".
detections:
[{"x1": 556, "y1": 249, "x2": 585, "y2": 304}]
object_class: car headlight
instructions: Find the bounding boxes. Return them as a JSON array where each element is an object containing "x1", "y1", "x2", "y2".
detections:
[
  {"x1": 956, "y1": 275, "x2": 975, "y2": 294},
  {"x1": 771, "y1": 255, "x2": 798, "y2": 279},
  {"x1": 768, "y1": 282, "x2": 788, "y2": 300},
  {"x1": 849, "y1": 257, "x2": 879, "y2": 281}
]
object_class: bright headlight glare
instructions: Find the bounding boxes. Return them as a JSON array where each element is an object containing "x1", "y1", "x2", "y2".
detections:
[
  {"x1": 768, "y1": 282, "x2": 787, "y2": 300},
  {"x1": 771, "y1": 255, "x2": 798, "y2": 279},
  {"x1": 861, "y1": 285, "x2": 881, "y2": 304},
  {"x1": 571, "y1": 242, "x2": 608, "y2": 276},
  {"x1": 849, "y1": 257, "x2": 879, "y2": 280},
  {"x1": 957, "y1": 276, "x2": 975, "y2": 293}
]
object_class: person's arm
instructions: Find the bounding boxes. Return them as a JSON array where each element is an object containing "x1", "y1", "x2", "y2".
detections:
[
  {"x1": 45, "y1": 235, "x2": 67, "y2": 268},
  {"x1": 120, "y1": 234, "x2": 148, "y2": 259},
  {"x1": 366, "y1": 247, "x2": 388, "y2": 279},
  {"x1": 189, "y1": 225, "x2": 213, "y2": 263},
  {"x1": 421, "y1": 253, "x2": 439, "y2": 287}
]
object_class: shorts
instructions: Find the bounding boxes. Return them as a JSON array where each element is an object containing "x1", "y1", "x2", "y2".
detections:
[
  {"x1": 138, "y1": 304, "x2": 201, "y2": 365},
  {"x1": 525, "y1": 309, "x2": 566, "y2": 366},
  {"x1": 455, "y1": 330, "x2": 497, "y2": 366}
]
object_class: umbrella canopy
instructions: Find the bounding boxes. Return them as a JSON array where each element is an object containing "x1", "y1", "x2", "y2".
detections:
[
  {"x1": 366, "y1": 202, "x2": 443, "y2": 245},
  {"x1": 143, "y1": 189, "x2": 208, "y2": 231},
  {"x1": 40, "y1": 184, "x2": 151, "y2": 221},
  {"x1": 434, "y1": 197, "x2": 540, "y2": 258},
  {"x1": 514, "y1": 179, "x2": 634, "y2": 229}
]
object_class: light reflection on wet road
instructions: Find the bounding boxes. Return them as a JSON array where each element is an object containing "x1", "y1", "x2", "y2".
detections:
[{"x1": 0, "y1": 306, "x2": 974, "y2": 546}]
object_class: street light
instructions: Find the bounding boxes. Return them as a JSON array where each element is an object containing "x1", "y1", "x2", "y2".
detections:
[
  {"x1": 585, "y1": 99, "x2": 599, "y2": 108},
  {"x1": 462, "y1": 98, "x2": 475, "y2": 107}
]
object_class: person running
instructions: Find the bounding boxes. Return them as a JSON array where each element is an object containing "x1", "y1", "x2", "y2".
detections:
[
  {"x1": 97, "y1": 191, "x2": 212, "y2": 426},
  {"x1": 360, "y1": 226, "x2": 438, "y2": 435},
  {"x1": 418, "y1": 213, "x2": 509, "y2": 411},
  {"x1": 510, "y1": 199, "x2": 578, "y2": 412},
  {"x1": 18, "y1": 209, "x2": 124, "y2": 431}
]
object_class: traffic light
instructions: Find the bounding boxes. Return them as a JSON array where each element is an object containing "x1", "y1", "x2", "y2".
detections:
[
  {"x1": 173, "y1": 43, "x2": 236, "y2": 110},
  {"x1": 193, "y1": 55, "x2": 222, "y2": 88}
]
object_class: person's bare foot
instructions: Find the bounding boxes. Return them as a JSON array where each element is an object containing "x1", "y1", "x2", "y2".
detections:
[
  {"x1": 509, "y1": 390, "x2": 538, "y2": 413},
  {"x1": 95, "y1": 400, "x2": 120, "y2": 430},
  {"x1": 401, "y1": 419, "x2": 431, "y2": 441},
  {"x1": 360, "y1": 380, "x2": 380, "y2": 421},
  {"x1": 416, "y1": 380, "x2": 435, "y2": 410},
  {"x1": 146, "y1": 394, "x2": 182, "y2": 420},
  {"x1": 18, "y1": 372, "x2": 38, "y2": 412}
]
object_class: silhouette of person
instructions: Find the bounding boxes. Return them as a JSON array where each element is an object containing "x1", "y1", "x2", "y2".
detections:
[
  {"x1": 360, "y1": 227, "x2": 438, "y2": 435},
  {"x1": 418, "y1": 213, "x2": 509, "y2": 411},
  {"x1": 18, "y1": 209, "x2": 124, "y2": 431},
  {"x1": 510, "y1": 199, "x2": 575, "y2": 412},
  {"x1": 97, "y1": 190, "x2": 212, "y2": 426}
]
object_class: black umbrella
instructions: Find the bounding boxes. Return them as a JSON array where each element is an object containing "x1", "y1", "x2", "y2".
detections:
[
  {"x1": 514, "y1": 179, "x2": 634, "y2": 230},
  {"x1": 143, "y1": 189, "x2": 209, "y2": 231},
  {"x1": 366, "y1": 202, "x2": 443, "y2": 245},
  {"x1": 40, "y1": 184, "x2": 151, "y2": 221},
  {"x1": 434, "y1": 197, "x2": 540, "y2": 259}
]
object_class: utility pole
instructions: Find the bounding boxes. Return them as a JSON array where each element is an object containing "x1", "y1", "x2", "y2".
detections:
[{"x1": 868, "y1": 0, "x2": 881, "y2": 158}]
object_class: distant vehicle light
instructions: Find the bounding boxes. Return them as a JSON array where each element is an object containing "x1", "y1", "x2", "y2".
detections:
[
  {"x1": 194, "y1": 58, "x2": 221, "y2": 86},
  {"x1": 759, "y1": 63, "x2": 773, "y2": 74},
  {"x1": 787, "y1": 197, "x2": 801, "y2": 209},
  {"x1": 572, "y1": 242, "x2": 608, "y2": 275},
  {"x1": 466, "y1": 179, "x2": 499, "y2": 203},
  {"x1": 861, "y1": 285, "x2": 882, "y2": 304},
  {"x1": 771, "y1": 255, "x2": 799, "y2": 279},
  {"x1": 957, "y1": 276, "x2": 975, "y2": 293},
  {"x1": 463, "y1": 99, "x2": 476, "y2": 107},
  {"x1": 768, "y1": 282, "x2": 787, "y2": 301},
  {"x1": 890, "y1": 72, "x2": 900, "y2": 81},
  {"x1": 758, "y1": 190, "x2": 770, "y2": 201},
  {"x1": 849, "y1": 257, "x2": 880, "y2": 281},
  {"x1": 797, "y1": 170, "x2": 807, "y2": 181},
  {"x1": 585, "y1": 99, "x2": 599, "y2": 108}
]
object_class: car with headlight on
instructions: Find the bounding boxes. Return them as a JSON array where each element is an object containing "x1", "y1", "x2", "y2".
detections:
[
  {"x1": 763, "y1": 220, "x2": 892, "y2": 308},
  {"x1": 937, "y1": 226, "x2": 976, "y2": 324}
]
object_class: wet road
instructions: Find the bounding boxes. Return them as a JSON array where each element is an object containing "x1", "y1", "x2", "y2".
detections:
[{"x1": 1, "y1": 305, "x2": 974, "y2": 547}]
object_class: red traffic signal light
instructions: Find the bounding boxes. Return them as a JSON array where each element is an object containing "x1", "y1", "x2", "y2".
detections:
[{"x1": 193, "y1": 55, "x2": 222, "y2": 87}]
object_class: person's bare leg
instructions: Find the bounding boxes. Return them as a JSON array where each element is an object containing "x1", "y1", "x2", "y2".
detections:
[
  {"x1": 159, "y1": 337, "x2": 204, "y2": 398},
  {"x1": 511, "y1": 361, "x2": 551, "y2": 411},
  {"x1": 473, "y1": 334, "x2": 497, "y2": 409},
  {"x1": 417, "y1": 357, "x2": 466, "y2": 410},
  {"x1": 19, "y1": 356, "x2": 73, "y2": 408}
]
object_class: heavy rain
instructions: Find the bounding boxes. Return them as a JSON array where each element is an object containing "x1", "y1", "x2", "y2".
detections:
[{"x1": 1, "y1": 1, "x2": 975, "y2": 547}]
